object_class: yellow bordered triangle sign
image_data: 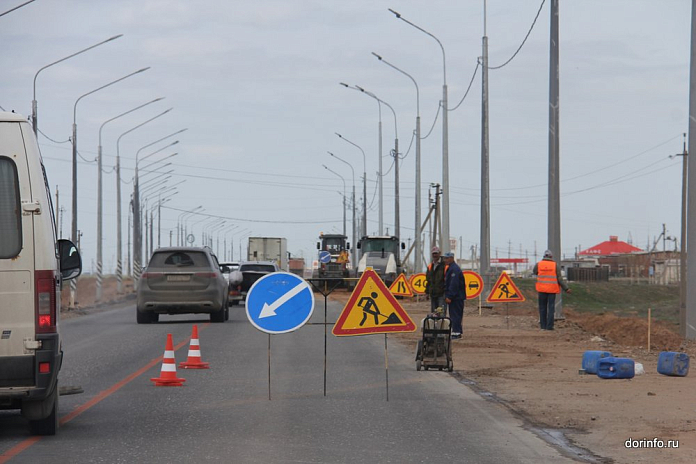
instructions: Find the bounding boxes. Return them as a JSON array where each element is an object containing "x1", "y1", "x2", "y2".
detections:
[
  {"x1": 389, "y1": 273, "x2": 413, "y2": 297},
  {"x1": 486, "y1": 272, "x2": 525, "y2": 302},
  {"x1": 333, "y1": 269, "x2": 416, "y2": 336}
]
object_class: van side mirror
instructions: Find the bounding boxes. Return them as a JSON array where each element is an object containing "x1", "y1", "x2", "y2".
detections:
[
  {"x1": 58, "y1": 239, "x2": 81, "y2": 281},
  {"x1": 221, "y1": 265, "x2": 230, "y2": 273}
]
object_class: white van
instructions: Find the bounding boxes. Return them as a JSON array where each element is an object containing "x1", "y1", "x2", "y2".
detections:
[{"x1": 0, "y1": 111, "x2": 81, "y2": 435}]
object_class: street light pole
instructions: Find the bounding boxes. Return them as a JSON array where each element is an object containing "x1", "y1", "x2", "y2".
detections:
[
  {"x1": 336, "y1": 133, "x2": 367, "y2": 237},
  {"x1": 115, "y1": 108, "x2": 172, "y2": 292},
  {"x1": 95, "y1": 97, "x2": 164, "y2": 302},
  {"x1": 328, "y1": 151, "x2": 357, "y2": 265},
  {"x1": 323, "y1": 164, "x2": 347, "y2": 237},
  {"x1": 71, "y1": 67, "x2": 150, "y2": 249},
  {"x1": 340, "y1": 83, "x2": 384, "y2": 235},
  {"x1": 371, "y1": 52, "x2": 422, "y2": 272},
  {"x1": 133, "y1": 131, "x2": 186, "y2": 285},
  {"x1": 352, "y1": 86, "x2": 398, "y2": 241},
  {"x1": 32, "y1": 34, "x2": 123, "y2": 136},
  {"x1": 389, "y1": 8, "x2": 449, "y2": 253}
]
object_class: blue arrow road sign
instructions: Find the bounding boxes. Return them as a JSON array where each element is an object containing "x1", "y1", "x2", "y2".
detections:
[
  {"x1": 246, "y1": 272, "x2": 315, "y2": 334},
  {"x1": 319, "y1": 250, "x2": 331, "y2": 264}
]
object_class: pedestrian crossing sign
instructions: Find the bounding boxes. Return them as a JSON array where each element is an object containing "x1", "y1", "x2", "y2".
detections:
[
  {"x1": 486, "y1": 272, "x2": 525, "y2": 302},
  {"x1": 333, "y1": 268, "x2": 417, "y2": 336},
  {"x1": 389, "y1": 273, "x2": 413, "y2": 297}
]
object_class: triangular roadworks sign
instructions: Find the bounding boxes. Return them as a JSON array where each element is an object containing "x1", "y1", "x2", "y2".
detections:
[
  {"x1": 389, "y1": 273, "x2": 413, "y2": 297},
  {"x1": 333, "y1": 269, "x2": 416, "y2": 336},
  {"x1": 486, "y1": 272, "x2": 525, "y2": 302}
]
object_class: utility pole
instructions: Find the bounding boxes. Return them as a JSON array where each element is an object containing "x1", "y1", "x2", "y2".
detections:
[
  {"x1": 688, "y1": 15, "x2": 696, "y2": 332},
  {"x1": 480, "y1": 0, "x2": 491, "y2": 290},
  {"x1": 394, "y1": 140, "x2": 400, "y2": 242},
  {"x1": 676, "y1": 134, "x2": 688, "y2": 337},
  {"x1": 431, "y1": 183, "x2": 441, "y2": 251},
  {"x1": 548, "y1": 0, "x2": 563, "y2": 319}
]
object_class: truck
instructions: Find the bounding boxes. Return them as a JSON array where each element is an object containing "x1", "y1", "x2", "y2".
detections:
[
  {"x1": 247, "y1": 237, "x2": 287, "y2": 271},
  {"x1": 312, "y1": 233, "x2": 350, "y2": 285},
  {"x1": 355, "y1": 235, "x2": 404, "y2": 287}
]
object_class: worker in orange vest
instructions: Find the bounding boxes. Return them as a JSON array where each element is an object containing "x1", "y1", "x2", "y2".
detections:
[{"x1": 533, "y1": 250, "x2": 570, "y2": 330}]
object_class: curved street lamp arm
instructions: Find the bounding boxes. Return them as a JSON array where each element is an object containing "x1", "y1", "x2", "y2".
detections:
[
  {"x1": 372, "y1": 52, "x2": 419, "y2": 116},
  {"x1": 34, "y1": 34, "x2": 123, "y2": 100},
  {"x1": 74, "y1": 67, "x2": 150, "y2": 123},
  {"x1": 388, "y1": 9, "x2": 446, "y2": 83}
]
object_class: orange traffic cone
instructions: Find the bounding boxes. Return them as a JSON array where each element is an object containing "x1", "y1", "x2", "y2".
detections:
[
  {"x1": 150, "y1": 333, "x2": 186, "y2": 386},
  {"x1": 179, "y1": 325, "x2": 209, "y2": 369}
]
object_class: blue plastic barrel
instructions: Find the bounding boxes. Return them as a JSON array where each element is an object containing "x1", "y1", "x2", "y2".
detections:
[
  {"x1": 597, "y1": 357, "x2": 635, "y2": 379},
  {"x1": 582, "y1": 350, "x2": 612, "y2": 374},
  {"x1": 657, "y1": 352, "x2": 689, "y2": 377}
]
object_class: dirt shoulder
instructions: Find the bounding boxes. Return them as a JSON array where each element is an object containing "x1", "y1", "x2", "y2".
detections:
[
  {"x1": 60, "y1": 275, "x2": 135, "y2": 319},
  {"x1": 330, "y1": 290, "x2": 696, "y2": 464}
]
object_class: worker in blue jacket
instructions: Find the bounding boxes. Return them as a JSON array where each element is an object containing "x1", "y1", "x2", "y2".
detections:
[{"x1": 443, "y1": 252, "x2": 466, "y2": 339}]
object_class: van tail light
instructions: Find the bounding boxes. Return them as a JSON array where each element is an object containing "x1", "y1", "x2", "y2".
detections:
[{"x1": 35, "y1": 270, "x2": 56, "y2": 334}]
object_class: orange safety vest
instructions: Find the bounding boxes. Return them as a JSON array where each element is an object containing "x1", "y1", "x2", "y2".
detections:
[
  {"x1": 428, "y1": 262, "x2": 449, "y2": 275},
  {"x1": 536, "y1": 260, "x2": 560, "y2": 294}
]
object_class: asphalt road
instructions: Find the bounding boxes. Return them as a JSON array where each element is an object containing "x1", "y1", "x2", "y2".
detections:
[{"x1": 0, "y1": 297, "x2": 577, "y2": 463}]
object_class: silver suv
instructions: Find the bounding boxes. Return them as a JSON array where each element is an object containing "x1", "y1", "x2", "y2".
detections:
[{"x1": 137, "y1": 247, "x2": 229, "y2": 323}]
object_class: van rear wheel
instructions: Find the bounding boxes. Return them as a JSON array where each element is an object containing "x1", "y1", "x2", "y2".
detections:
[{"x1": 29, "y1": 388, "x2": 58, "y2": 436}]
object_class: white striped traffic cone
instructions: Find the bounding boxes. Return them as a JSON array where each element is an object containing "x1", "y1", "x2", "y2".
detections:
[
  {"x1": 150, "y1": 333, "x2": 186, "y2": 386},
  {"x1": 179, "y1": 325, "x2": 209, "y2": 369}
]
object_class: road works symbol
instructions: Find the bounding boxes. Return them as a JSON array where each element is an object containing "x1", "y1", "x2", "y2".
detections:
[
  {"x1": 486, "y1": 272, "x2": 525, "y2": 302},
  {"x1": 389, "y1": 273, "x2": 413, "y2": 297},
  {"x1": 333, "y1": 268, "x2": 416, "y2": 336},
  {"x1": 409, "y1": 273, "x2": 427, "y2": 295},
  {"x1": 246, "y1": 272, "x2": 315, "y2": 334},
  {"x1": 463, "y1": 271, "x2": 484, "y2": 299}
]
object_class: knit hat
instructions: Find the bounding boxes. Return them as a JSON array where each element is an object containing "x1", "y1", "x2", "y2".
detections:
[
  {"x1": 543, "y1": 249, "x2": 553, "y2": 258},
  {"x1": 431, "y1": 246, "x2": 441, "y2": 254}
]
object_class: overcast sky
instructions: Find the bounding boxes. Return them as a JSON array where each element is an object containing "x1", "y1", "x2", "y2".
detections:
[{"x1": 1, "y1": 0, "x2": 691, "y2": 272}]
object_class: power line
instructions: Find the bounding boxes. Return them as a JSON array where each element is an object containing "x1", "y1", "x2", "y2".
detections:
[
  {"x1": 488, "y1": 0, "x2": 546, "y2": 70},
  {"x1": 161, "y1": 205, "x2": 341, "y2": 225},
  {"x1": 420, "y1": 101, "x2": 441, "y2": 140},
  {"x1": 448, "y1": 61, "x2": 480, "y2": 111}
]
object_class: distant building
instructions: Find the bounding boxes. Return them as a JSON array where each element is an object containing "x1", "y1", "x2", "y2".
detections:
[
  {"x1": 579, "y1": 235, "x2": 643, "y2": 256},
  {"x1": 570, "y1": 235, "x2": 678, "y2": 284}
]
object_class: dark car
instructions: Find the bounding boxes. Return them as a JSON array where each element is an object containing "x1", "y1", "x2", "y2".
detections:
[
  {"x1": 228, "y1": 261, "x2": 279, "y2": 305},
  {"x1": 137, "y1": 247, "x2": 229, "y2": 323}
]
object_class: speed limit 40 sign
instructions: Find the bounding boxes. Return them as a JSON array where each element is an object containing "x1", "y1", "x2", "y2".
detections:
[{"x1": 409, "y1": 273, "x2": 427, "y2": 294}]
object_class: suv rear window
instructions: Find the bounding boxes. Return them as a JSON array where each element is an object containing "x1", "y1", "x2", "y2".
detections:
[
  {"x1": 0, "y1": 157, "x2": 22, "y2": 258},
  {"x1": 240, "y1": 264, "x2": 276, "y2": 273},
  {"x1": 148, "y1": 251, "x2": 211, "y2": 270}
]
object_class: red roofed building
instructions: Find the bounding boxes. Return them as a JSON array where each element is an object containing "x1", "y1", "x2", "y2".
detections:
[{"x1": 579, "y1": 235, "x2": 642, "y2": 256}]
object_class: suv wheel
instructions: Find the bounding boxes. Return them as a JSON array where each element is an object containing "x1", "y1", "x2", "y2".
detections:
[
  {"x1": 210, "y1": 306, "x2": 226, "y2": 323},
  {"x1": 137, "y1": 309, "x2": 158, "y2": 324}
]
